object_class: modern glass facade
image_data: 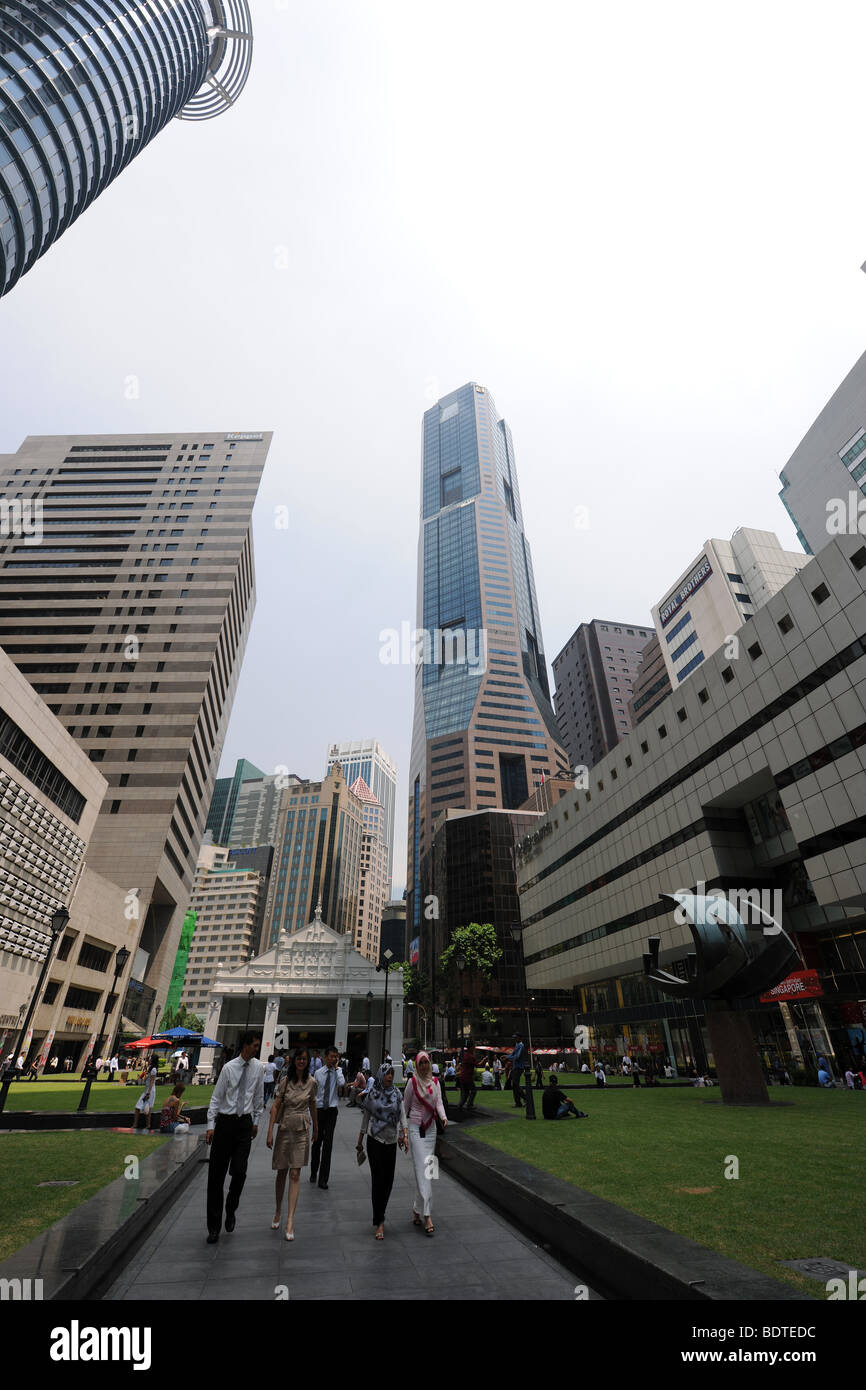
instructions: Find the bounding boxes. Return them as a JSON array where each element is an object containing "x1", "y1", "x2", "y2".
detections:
[
  {"x1": 0, "y1": 1, "x2": 253, "y2": 295},
  {"x1": 326, "y1": 739, "x2": 398, "y2": 886},
  {"x1": 407, "y1": 383, "x2": 568, "y2": 962}
]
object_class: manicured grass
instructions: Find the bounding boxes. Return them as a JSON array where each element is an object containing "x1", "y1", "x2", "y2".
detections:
[
  {"x1": 467, "y1": 1086, "x2": 865, "y2": 1297},
  {"x1": 0, "y1": 1131, "x2": 166, "y2": 1262},
  {"x1": 3, "y1": 1081, "x2": 214, "y2": 1112}
]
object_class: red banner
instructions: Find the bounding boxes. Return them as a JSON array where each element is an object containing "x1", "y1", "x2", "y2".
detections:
[{"x1": 760, "y1": 969, "x2": 824, "y2": 1003}]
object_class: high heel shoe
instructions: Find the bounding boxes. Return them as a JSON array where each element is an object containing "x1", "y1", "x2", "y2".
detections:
[
  {"x1": 285, "y1": 1227, "x2": 294, "y2": 1242},
  {"x1": 271, "y1": 1217, "x2": 281, "y2": 1229}
]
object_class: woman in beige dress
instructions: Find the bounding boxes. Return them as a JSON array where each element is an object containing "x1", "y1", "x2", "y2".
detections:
[{"x1": 266, "y1": 1046, "x2": 317, "y2": 1241}]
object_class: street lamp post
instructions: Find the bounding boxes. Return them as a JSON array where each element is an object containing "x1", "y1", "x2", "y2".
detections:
[
  {"x1": 78, "y1": 944, "x2": 131, "y2": 1112},
  {"x1": 0, "y1": 906, "x2": 69, "y2": 1116},
  {"x1": 366, "y1": 990, "x2": 374, "y2": 1062},
  {"x1": 455, "y1": 951, "x2": 466, "y2": 1050},
  {"x1": 243, "y1": 987, "x2": 255, "y2": 1046},
  {"x1": 509, "y1": 923, "x2": 536, "y2": 1120},
  {"x1": 376, "y1": 948, "x2": 394, "y2": 1060}
]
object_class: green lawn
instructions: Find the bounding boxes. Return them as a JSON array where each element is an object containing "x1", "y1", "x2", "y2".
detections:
[
  {"x1": 3, "y1": 1081, "x2": 214, "y2": 1112},
  {"x1": 0, "y1": 1131, "x2": 166, "y2": 1262},
  {"x1": 466, "y1": 1086, "x2": 864, "y2": 1298}
]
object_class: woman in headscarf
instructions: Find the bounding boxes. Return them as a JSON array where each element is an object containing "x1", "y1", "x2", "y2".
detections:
[
  {"x1": 357, "y1": 1062, "x2": 408, "y2": 1239},
  {"x1": 403, "y1": 1050, "x2": 447, "y2": 1235}
]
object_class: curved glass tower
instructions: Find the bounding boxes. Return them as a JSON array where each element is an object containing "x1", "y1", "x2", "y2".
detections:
[{"x1": 0, "y1": 1, "x2": 253, "y2": 296}]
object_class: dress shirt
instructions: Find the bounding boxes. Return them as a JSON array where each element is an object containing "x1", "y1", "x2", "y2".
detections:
[
  {"x1": 207, "y1": 1054, "x2": 264, "y2": 1127},
  {"x1": 313, "y1": 1064, "x2": 345, "y2": 1108}
]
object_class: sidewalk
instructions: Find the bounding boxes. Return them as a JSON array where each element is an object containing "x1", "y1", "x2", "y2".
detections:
[{"x1": 104, "y1": 1105, "x2": 594, "y2": 1300}]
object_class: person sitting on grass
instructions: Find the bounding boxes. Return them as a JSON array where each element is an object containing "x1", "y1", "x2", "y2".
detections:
[
  {"x1": 160, "y1": 1083, "x2": 190, "y2": 1133},
  {"x1": 541, "y1": 1075, "x2": 588, "y2": 1120}
]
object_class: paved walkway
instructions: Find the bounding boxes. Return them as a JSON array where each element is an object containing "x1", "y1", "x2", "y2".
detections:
[{"x1": 104, "y1": 1108, "x2": 596, "y2": 1301}]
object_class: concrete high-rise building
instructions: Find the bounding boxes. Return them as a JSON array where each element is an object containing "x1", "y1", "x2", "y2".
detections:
[
  {"x1": 262, "y1": 763, "x2": 364, "y2": 946},
  {"x1": 349, "y1": 776, "x2": 388, "y2": 963},
  {"x1": 778, "y1": 349, "x2": 866, "y2": 557},
  {"x1": 626, "y1": 634, "x2": 672, "y2": 726},
  {"x1": 0, "y1": 644, "x2": 137, "y2": 1070},
  {"x1": 380, "y1": 900, "x2": 407, "y2": 968},
  {"x1": 407, "y1": 383, "x2": 568, "y2": 959},
  {"x1": 0, "y1": 2, "x2": 254, "y2": 297},
  {"x1": 652, "y1": 529, "x2": 810, "y2": 688},
  {"x1": 552, "y1": 620, "x2": 653, "y2": 772},
  {"x1": 326, "y1": 740, "x2": 397, "y2": 886},
  {"x1": 181, "y1": 842, "x2": 266, "y2": 1018},
  {"x1": 228, "y1": 773, "x2": 299, "y2": 849},
  {"x1": 0, "y1": 431, "x2": 271, "y2": 1013},
  {"x1": 206, "y1": 757, "x2": 263, "y2": 845}
]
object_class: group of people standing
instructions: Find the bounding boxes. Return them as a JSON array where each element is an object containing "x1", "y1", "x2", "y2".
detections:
[{"x1": 205, "y1": 1035, "x2": 449, "y2": 1245}]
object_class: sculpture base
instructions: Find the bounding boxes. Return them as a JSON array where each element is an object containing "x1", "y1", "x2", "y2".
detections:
[{"x1": 705, "y1": 1005, "x2": 770, "y2": 1106}]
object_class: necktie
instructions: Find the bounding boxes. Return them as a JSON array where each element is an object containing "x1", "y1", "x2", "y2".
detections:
[
  {"x1": 323, "y1": 1068, "x2": 333, "y2": 1109},
  {"x1": 236, "y1": 1060, "x2": 249, "y2": 1117}
]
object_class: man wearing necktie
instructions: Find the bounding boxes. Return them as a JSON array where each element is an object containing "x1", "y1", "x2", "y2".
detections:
[
  {"x1": 310, "y1": 1045, "x2": 345, "y2": 1189},
  {"x1": 205, "y1": 1031, "x2": 263, "y2": 1242}
]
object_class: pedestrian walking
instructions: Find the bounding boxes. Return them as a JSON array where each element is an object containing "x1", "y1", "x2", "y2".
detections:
[
  {"x1": 457, "y1": 1041, "x2": 477, "y2": 1111},
  {"x1": 205, "y1": 1031, "x2": 263, "y2": 1243},
  {"x1": 109, "y1": 1054, "x2": 119, "y2": 1081},
  {"x1": 508, "y1": 1034, "x2": 527, "y2": 1107},
  {"x1": 133, "y1": 1055, "x2": 158, "y2": 1129},
  {"x1": 632, "y1": 1060, "x2": 642, "y2": 1088},
  {"x1": 266, "y1": 1046, "x2": 317, "y2": 1241},
  {"x1": 357, "y1": 1062, "x2": 409, "y2": 1239},
  {"x1": 594, "y1": 1063, "x2": 606, "y2": 1088},
  {"x1": 262, "y1": 1055, "x2": 277, "y2": 1106},
  {"x1": 310, "y1": 1045, "x2": 344, "y2": 1189},
  {"x1": 404, "y1": 1051, "x2": 447, "y2": 1235},
  {"x1": 493, "y1": 1055, "x2": 503, "y2": 1089},
  {"x1": 535, "y1": 1058, "x2": 544, "y2": 1089}
]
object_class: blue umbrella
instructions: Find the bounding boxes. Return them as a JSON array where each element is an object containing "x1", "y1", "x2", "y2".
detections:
[
  {"x1": 156, "y1": 1026, "x2": 200, "y2": 1039},
  {"x1": 198, "y1": 1035, "x2": 221, "y2": 1047}
]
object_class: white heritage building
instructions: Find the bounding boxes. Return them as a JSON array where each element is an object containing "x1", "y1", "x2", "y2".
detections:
[{"x1": 200, "y1": 902, "x2": 402, "y2": 1073}]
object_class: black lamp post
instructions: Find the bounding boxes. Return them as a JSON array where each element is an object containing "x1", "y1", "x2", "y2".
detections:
[
  {"x1": 509, "y1": 923, "x2": 536, "y2": 1120},
  {"x1": 366, "y1": 990, "x2": 374, "y2": 1063},
  {"x1": 455, "y1": 951, "x2": 466, "y2": 1051},
  {"x1": 0, "y1": 906, "x2": 69, "y2": 1115},
  {"x1": 376, "y1": 948, "x2": 393, "y2": 1060},
  {"x1": 243, "y1": 988, "x2": 255, "y2": 1044},
  {"x1": 79, "y1": 944, "x2": 131, "y2": 1112}
]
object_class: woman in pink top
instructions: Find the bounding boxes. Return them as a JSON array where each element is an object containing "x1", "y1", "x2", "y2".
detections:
[{"x1": 404, "y1": 1051, "x2": 447, "y2": 1234}]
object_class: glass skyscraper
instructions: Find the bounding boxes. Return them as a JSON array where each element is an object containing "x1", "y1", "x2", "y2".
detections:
[
  {"x1": 407, "y1": 382, "x2": 568, "y2": 948},
  {"x1": 326, "y1": 738, "x2": 398, "y2": 887},
  {"x1": 0, "y1": 1, "x2": 253, "y2": 296}
]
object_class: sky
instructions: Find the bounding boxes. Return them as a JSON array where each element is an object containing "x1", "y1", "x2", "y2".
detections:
[{"x1": 2, "y1": 1, "x2": 866, "y2": 896}]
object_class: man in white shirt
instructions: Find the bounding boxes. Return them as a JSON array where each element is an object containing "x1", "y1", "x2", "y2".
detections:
[
  {"x1": 310, "y1": 1046, "x2": 344, "y2": 1190},
  {"x1": 362, "y1": 1054, "x2": 370, "y2": 1075},
  {"x1": 205, "y1": 1031, "x2": 263, "y2": 1242},
  {"x1": 481, "y1": 1067, "x2": 494, "y2": 1089},
  {"x1": 109, "y1": 1055, "x2": 119, "y2": 1079}
]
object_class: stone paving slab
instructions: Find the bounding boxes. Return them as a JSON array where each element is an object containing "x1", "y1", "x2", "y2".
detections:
[{"x1": 104, "y1": 1110, "x2": 596, "y2": 1302}]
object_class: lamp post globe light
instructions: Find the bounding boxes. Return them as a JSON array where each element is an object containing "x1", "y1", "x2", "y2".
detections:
[
  {"x1": 454, "y1": 951, "x2": 466, "y2": 1048},
  {"x1": 0, "y1": 905, "x2": 69, "y2": 1116},
  {"x1": 509, "y1": 922, "x2": 535, "y2": 1121},
  {"x1": 0, "y1": 1, "x2": 255, "y2": 297}
]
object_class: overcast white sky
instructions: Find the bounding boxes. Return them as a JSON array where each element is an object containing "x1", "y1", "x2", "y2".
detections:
[{"x1": 2, "y1": 1, "x2": 866, "y2": 894}]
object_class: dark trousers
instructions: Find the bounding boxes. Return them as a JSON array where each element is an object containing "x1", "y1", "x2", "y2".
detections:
[
  {"x1": 206, "y1": 1114, "x2": 253, "y2": 1233},
  {"x1": 512, "y1": 1070, "x2": 525, "y2": 1105},
  {"x1": 458, "y1": 1081, "x2": 477, "y2": 1109},
  {"x1": 310, "y1": 1106, "x2": 338, "y2": 1184},
  {"x1": 367, "y1": 1135, "x2": 397, "y2": 1225},
  {"x1": 494, "y1": 1073, "x2": 502, "y2": 1090}
]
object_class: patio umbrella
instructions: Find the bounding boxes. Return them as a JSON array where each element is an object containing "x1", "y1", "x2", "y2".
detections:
[
  {"x1": 197, "y1": 1035, "x2": 221, "y2": 1047},
  {"x1": 125, "y1": 1037, "x2": 171, "y2": 1049},
  {"x1": 156, "y1": 1026, "x2": 200, "y2": 1040}
]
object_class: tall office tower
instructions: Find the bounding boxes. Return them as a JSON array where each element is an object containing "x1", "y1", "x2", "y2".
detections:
[
  {"x1": 0, "y1": 431, "x2": 270, "y2": 1014},
  {"x1": 778, "y1": 349, "x2": 866, "y2": 556},
  {"x1": 180, "y1": 842, "x2": 266, "y2": 1019},
  {"x1": 0, "y1": 1, "x2": 254, "y2": 297},
  {"x1": 227, "y1": 844, "x2": 273, "y2": 954},
  {"x1": 206, "y1": 756, "x2": 263, "y2": 844},
  {"x1": 380, "y1": 899, "x2": 407, "y2": 968},
  {"x1": 228, "y1": 771, "x2": 299, "y2": 848},
  {"x1": 652, "y1": 528, "x2": 810, "y2": 688},
  {"x1": 326, "y1": 739, "x2": 397, "y2": 886},
  {"x1": 261, "y1": 763, "x2": 363, "y2": 946},
  {"x1": 552, "y1": 620, "x2": 653, "y2": 772},
  {"x1": 626, "y1": 634, "x2": 672, "y2": 726},
  {"x1": 349, "y1": 777, "x2": 388, "y2": 962},
  {"x1": 406, "y1": 383, "x2": 568, "y2": 957}
]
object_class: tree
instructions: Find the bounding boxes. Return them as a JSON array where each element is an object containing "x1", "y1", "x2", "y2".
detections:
[{"x1": 440, "y1": 923, "x2": 502, "y2": 1034}]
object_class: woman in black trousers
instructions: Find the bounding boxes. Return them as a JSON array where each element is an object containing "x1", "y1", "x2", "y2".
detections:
[{"x1": 357, "y1": 1064, "x2": 408, "y2": 1240}]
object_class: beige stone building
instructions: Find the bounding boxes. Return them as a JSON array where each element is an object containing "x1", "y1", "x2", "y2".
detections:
[
  {"x1": 349, "y1": 776, "x2": 388, "y2": 962},
  {"x1": 181, "y1": 843, "x2": 267, "y2": 1018}
]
